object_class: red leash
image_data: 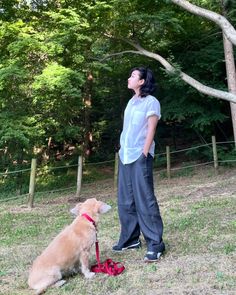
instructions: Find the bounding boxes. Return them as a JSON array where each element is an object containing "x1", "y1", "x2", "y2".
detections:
[{"x1": 81, "y1": 213, "x2": 125, "y2": 276}]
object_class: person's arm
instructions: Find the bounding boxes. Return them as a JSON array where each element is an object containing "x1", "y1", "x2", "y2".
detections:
[{"x1": 142, "y1": 115, "x2": 159, "y2": 157}]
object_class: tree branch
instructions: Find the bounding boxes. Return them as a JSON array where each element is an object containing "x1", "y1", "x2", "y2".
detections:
[
  {"x1": 171, "y1": 0, "x2": 236, "y2": 46},
  {"x1": 99, "y1": 50, "x2": 140, "y2": 62},
  {"x1": 106, "y1": 40, "x2": 236, "y2": 103},
  {"x1": 132, "y1": 42, "x2": 236, "y2": 103}
]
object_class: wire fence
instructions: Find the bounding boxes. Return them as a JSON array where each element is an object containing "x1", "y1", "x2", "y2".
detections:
[{"x1": 0, "y1": 136, "x2": 235, "y2": 204}]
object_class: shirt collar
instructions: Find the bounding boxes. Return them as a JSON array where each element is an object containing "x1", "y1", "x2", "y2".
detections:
[{"x1": 131, "y1": 95, "x2": 145, "y2": 104}]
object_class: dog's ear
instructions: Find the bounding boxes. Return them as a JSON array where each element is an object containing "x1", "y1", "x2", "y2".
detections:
[
  {"x1": 70, "y1": 203, "x2": 82, "y2": 216},
  {"x1": 98, "y1": 202, "x2": 111, "y2": 214}
]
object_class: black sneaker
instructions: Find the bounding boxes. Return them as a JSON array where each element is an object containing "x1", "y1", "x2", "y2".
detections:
[
  {"x1": 144, "y1": 251, "x2": 163, "y2": 263},
  {"x1": 112, "y1": 240, "x2": 141, "y2": 252}
]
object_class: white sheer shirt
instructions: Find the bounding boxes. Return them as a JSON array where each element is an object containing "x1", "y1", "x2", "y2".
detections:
[{"x1": 119, "y1": 95, "x2": 161, "y2": 165}]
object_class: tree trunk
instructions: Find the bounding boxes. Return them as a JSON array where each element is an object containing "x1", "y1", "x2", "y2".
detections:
[
  {"x1": 223, "y1": 33, "x2": 236, "y2": 146},
  {"x1": 221, "y1": 0, "x2": 236, "y2": 146},
  {"x1": 83, "y1": 71, "x2": 93, "y2": 158}
]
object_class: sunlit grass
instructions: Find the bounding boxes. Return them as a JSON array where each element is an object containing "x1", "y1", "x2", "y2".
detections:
[{"x1": 0, "y1": 167, "x2": 235, "y2": 294}]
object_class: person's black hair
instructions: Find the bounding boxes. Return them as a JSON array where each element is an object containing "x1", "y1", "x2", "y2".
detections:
[{"x1": 130, "y1": 67, "x2": 156, "y2": 97}]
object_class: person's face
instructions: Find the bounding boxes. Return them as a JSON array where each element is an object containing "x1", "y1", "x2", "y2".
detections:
[{"x1": 127, "y1": 70, "x2": 144, "y2": 94}]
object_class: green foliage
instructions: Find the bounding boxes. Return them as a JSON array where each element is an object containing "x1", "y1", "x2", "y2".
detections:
[
  {"x1": 185, "y1": 144, "x2": 213, "y2": 162},
  {"x1": 36, "y1": 169, "x2": 77, "y2": 191},
  {"x1": 0, "y1": 0, "x2": 235, "y2": 178},
  {"x1": 0, "y1": 1, "x2": 95, "y2": 165},
  {"x1": 217, "y1": 145, "x2": 236, "y2": 167},
  {"x1": 82, "y1": 164, "x2": 114, "y2": 183},
  {"x1": 0, "y1": 112, "x2": 42, "y2": 172},
  {"x1": 32, "y1": 62, "x2": 84, "y2": 142}
]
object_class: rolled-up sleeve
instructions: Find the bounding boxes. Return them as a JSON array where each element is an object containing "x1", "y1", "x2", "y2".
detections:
[{"x1": 146, "y1": 97, "x2": 161, "y2": 119}]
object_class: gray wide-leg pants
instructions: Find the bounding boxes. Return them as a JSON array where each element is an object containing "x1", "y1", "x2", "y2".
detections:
[{"x1": 117, "y1": 153, "x2": 165, "y2": 253}]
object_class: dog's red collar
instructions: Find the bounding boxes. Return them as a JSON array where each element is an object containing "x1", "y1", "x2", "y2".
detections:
[{"x1": 81, "y1": 213, "x2": 96, "y2": 229}]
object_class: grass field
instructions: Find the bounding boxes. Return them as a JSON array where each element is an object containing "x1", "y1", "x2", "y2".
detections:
[{"x1": 0, "y1": 166, "x2": 235, "y2": 295}]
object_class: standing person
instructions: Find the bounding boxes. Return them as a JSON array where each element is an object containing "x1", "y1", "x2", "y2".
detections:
[{"x1": 112, "y1": 67, "x2": 165, "y2": 262}]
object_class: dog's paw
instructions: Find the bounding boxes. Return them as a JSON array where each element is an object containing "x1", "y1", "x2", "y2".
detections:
[{"x1": 85, "y1": 271, "x2": 95, "y2": 279}]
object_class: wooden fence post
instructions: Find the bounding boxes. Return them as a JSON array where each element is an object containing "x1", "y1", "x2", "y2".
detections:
[
  {"x1": 28, "y1": 158, "x2": 37, "y2": 208},
  {"x1": 114, "y1": 153, "x2": 118, "y2": 196},
  {"x1": 212, "y1": 135, "x2": 218, "y2": 171},
  {"x1": 166, "y1": 146, "x2": 171, "y2": 179},
  {"x1": 76, "y1": 156, "x2": 83, "y2": 198}
]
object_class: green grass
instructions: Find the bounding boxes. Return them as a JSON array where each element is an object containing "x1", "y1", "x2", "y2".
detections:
[
  {"x1": 0, "y1": 167, "x2": 236, "y2": 294},
  {"x1": 163, "y1": 197, "x2": 236, "y2": 255}
]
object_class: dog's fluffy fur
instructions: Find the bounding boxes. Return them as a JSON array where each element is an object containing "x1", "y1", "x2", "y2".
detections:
[{"x1": 28, "y1": 198, "x2": 111, "y2": 294}]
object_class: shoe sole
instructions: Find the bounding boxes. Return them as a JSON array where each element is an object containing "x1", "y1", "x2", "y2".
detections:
[
  {"x1": 144, "y1": 252, "x2": 163, "y2": 262},
  {"x1": 112, "y1": 242, "x2": 141, "y2": 253},
  {"x1": 112, "y1": 247, "x2": 140, "y2": 253}
]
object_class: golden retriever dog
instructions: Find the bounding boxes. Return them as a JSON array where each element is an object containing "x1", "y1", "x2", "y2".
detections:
[{"x1": 28, "y1": 198, "x2": 111, "y2": 294}]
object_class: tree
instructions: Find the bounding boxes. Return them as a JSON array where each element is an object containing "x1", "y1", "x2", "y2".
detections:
[
  {"x1": 102, "y1": 0, "x2": 236, "y2": 103},
  {"x1": 171, "y1": 0, "x2": 236, "y2": 144},
  {"x1": 1, "y1": 0, "x2": 235, "y2": 167},
  {"x1": 99, "y1": 0, "x2": 236, "y2": 144},
  {"x1": 109, "y1": 40, "x2": 236, "y2": 103}
]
